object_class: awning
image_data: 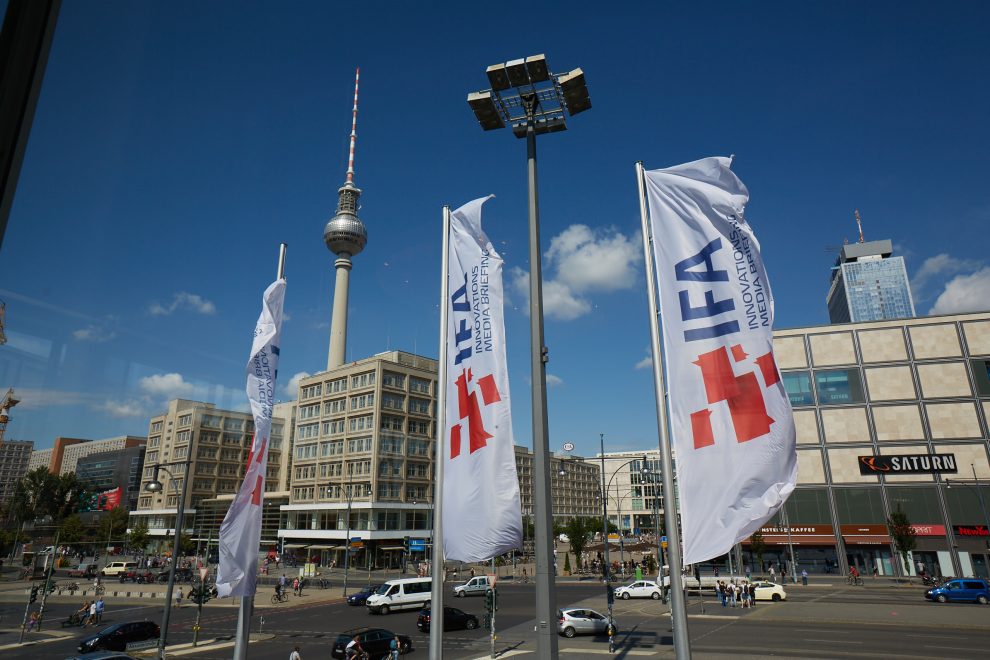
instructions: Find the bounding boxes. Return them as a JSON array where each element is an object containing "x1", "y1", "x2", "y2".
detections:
[
  {"x1": 379, "y1": 546, "x2": 405, "y2": 551},
  {"x1": 760, "y1": 535, "x2": 836, "y2": 545},
  {"x1": 283, "y1": 543, "x2": 310, "y2": 549},
  {"x1": 306, "y1": 545, "x2": 341, "y2": 550}
]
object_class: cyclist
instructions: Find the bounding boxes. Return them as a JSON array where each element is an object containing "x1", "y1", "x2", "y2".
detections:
[
  {"x1": 345, "y1": 636, "x2": 364, "y2": 659},
  {"x1": 849, "y1": 566, "x2": 860, "y2": 585},
  {"x1": 275, "y1": 580, "x2": 284, "y2": 601}
]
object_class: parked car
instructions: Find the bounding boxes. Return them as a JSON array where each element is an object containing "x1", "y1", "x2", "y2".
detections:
[
  {"x1": 752, "y1": 581, "x2": 787, "y2": 602},
  {"x1": 346, "y1": 584, "x2": 383, "y2": 606},
  {"x1": 100, "y1": 562, "x2": 138, "y2": 577},
  {"x1": 557, "y1": 608, "x2": 613, "y2": 638},
  {"x1": 77, "y1": 621, "x2": 160, "y2": 653},
  {"x1": 925, "y1": 579, "x2": 990, "y2": 604},
  {"x1": 118, "y1": 570, "x2": 155, "y2": 584},
  {"x1": 366, "y1": 577, "x2": 432, "y2": 614},
  {"x1": 330, "y1": 627, "x2": 412, "y2": 659},
  {"x1": 452, "y1": 575, "x2": 491, "y2": 597},
  {"x1": 69, "y1": 563, "x2": 97, "y2": 578},
  {"x1": 613, "y1": 580, "x2": 663, "y2": 600},
  {"x1": 416, "y1": 606, "x2": 480, "y2": 632}
]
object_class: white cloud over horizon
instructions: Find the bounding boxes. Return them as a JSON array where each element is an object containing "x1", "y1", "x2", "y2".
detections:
[
  {"x1": 546, "y1": 374, "x2": 563, "y2": 387},
  {"x1": 284, "y1": 371, "x2": 311, "y2": 396},
  {"x1": 911, "y1": 253, "x2": 982, "y2": 299},
  {"x1": 930, "y1": 267, "x2": 990, "y2": 315},
  {"x1": 148, "y1": 292, "x2": 217, "y2": 316}
]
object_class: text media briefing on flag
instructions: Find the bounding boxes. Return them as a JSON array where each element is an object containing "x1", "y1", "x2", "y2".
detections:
[
  {"x1": 216, "y1": 277, "x2": 285, "y2": 598},
  {"x1": 643, "y1": 157, "x2": 797, "y2": 566},
  {"x1": 441, "y1": 196, "x2": 523, "y2": 563}
]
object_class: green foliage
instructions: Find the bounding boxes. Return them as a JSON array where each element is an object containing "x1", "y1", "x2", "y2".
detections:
[
  {"x1": 887, "y1": 506, "x2": 917, "y2": 573},
  {"x1": 179, "y1": 533, "x2": 196, "y2": 555},
  {"x1": 562, "y1": 517, "x2": 595, "y2": 564},
  {"x1": 563, "y1": 552, "x2": 571, "y2": 574},
  {"x1": 644, "y1": 552, "x2": 657, "y2": 574},
  {"x1": 98, "y1": 506, "x2": 130, "y2": 542},
  {"x1": 128, "y1": 518, "x2": 150, "y2": 553},
  {"x1": 59, "y1": 515, "x2": 87, "y2": 545},
  {"x1": 2, "y1": 468, "x2": 92, "y2": 524},
  {"x1": 749, "y1": 529, "x2": 767, "y2": 570}
]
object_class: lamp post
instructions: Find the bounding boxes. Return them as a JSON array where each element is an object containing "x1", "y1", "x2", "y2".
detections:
[
  {"x1": 144, "y1": 460, "x2": 192, "y2": 660},
  {"x1": 947, "y1": 464, "x2": 990, "y2": 553},
  {"x1": 340, "y1": 479, "x2": 370, "y2": 598},
  {"x1": 468, "y1": 54, "x2": 590, "y2": 659},
  {"x1": 641, "y1": 463, "x2": 666, "y2": 597}
]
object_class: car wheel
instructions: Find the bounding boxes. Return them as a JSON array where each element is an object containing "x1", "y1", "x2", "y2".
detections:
[
  {"x1": 978, "y1": 595, "x2": 989, "y2": 605},
  {"x1": 380, "y1": 605, "x2": 391, "y2": 615},
  {"x1": 457, "y1": 591, "x2": 465, "y2": 597},
  {"x1": 621, "y1": 592, "x2": 630, "y2": 600},
  {"x1": 563, "y1": 626, "x2": 576, "y2": 638},
  {"x1": 936, "y1": 594, "x2": 947, "y2": 603},
  {"x1": 466, "y1": 618, "x2": 478, "y2": 629},
  {"x1": 771, "y1": 593, "x2": 781, "y2": 602},
  {"x1": 651, "y1": 592, "x2": 661, "y2": 600}
]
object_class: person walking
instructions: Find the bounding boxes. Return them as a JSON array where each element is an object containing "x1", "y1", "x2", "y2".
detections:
[
  {"x1": 95, "y1": 596, "x2": 105, "y2": 624},
  {"x1": 293, "y1": 577, "x2": 300, "y2": 596},
  {"x1": 176, "y1": 587, "x2": 183, "y2": 609},
  {"x1": 289, "y1": 645, "x2": 302, "y2": 660},
  {"x1": 297, "y1": 577, "x2": 305, "y2": 597},
  {"x1": 769, "y1": 565, "x2": 776, "y2": 582},
  {"x1": 87, "y1": 600, "x2": 98, "y2": 626},
  {"x1": 390, "y1": 634, "x2": 401, "y2": 660},
  {"x1": 26, "y1": 611, "x2": 39, "y2": 633},
  {"x1": 801, "y1": 569, "x2": 808, "y2": 586}
]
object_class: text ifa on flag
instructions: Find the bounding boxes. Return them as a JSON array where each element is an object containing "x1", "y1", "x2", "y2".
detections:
[{"x1": 677, "y1": 225, "x2": 769, "y2": 343}]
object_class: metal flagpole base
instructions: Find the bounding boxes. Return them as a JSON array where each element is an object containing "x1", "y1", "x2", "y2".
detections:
[{"x1": 232, "y1": 596, "x2": 252, "y2": 660}]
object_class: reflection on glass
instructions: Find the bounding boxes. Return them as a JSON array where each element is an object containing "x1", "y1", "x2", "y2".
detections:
[{"x1": 815, "y1": 369, "x2": 864, "y2": 405}]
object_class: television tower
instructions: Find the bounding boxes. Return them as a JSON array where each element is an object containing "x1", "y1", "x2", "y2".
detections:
[{"x1": 324, "y1": 68, "x2": 368, "y2": 369}]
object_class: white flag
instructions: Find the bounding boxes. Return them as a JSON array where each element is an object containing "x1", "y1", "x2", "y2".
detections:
[
  {"x1": 216, "y1": 278, "x2": 285, "y2": 598},
  {"x1": 644, "y1": 157, "x2": 797, "y2": 566},
  {"x1": 442, "y1": 196, "x2": 522, "y2": 563}
]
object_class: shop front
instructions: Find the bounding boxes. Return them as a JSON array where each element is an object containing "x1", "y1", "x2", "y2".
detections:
[
  {"x1": 841, "y1": 524, "x2": 894, "y2": 575},
  {"x1": 745, "y1": 524, "x2": 838, "y2": 575}
]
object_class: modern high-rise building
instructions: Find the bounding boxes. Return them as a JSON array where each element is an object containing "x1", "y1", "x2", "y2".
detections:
[
  {"x1": 826, "y1": 238, "x2": 916, "y2": 324},
  {"x1": 27, "y1": 436, "x2": 88, "y2": 473},
  {"x1": 516, "y1": 447, "x2": 601, "y2": 521},
  {"x1": 75, "y1": 444, "x2": 147, "y2": 511},
  {"x1": 59, "y1": 435, "x2": 146, "y2": 475},
  {"x1": 0, "y1": 439, "x2": 32, "y2": 505}
]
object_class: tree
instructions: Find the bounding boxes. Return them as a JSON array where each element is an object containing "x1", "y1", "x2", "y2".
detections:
[
  {"x1": 59, "y1": 515, "x2": 87, "y2": 545},
  {"x1": 563, "y1": 517, "x2": 593, "y2": 568},
  {"x1": 98, "y1": 506, "x2": 131, "y2": 544},
  {"x1": 128, "y1": 518, "x2": 150, "y2": 553},
  {"x1": 887, "y1": 505, "x2": 917, "y2": 578},
  {"x1": 563, "y1": 552, "x2": 571, "y2": 574},
  {"x1": 179, "y1": 533, "x2": 196, "y2": 556},
  {"x1": 749, "y1": 529, "x2": 767, "y2": 572}
]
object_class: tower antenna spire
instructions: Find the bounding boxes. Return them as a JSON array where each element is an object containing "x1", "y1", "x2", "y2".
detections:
[
  {"x1": 855, "y1": 209, "x2": 865, "y2": 243},
  {"x1": 346, "y1": 67, "x2": 360, "y2": 185}
]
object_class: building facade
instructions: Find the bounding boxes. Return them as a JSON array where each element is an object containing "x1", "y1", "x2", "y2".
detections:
[
  {"x1": 516, "y1": 447, "x2": 601, "y2": 521},
  {"x1": 0, "y1": 439, "x2": 32, "y2": 504},
  {"x1": 130, "y1": 399, "x2": 289, "y2": 543},
  {"x1": 826, "y1": 239, "x2": 916, "y2": 323},
  {"x1": 28, "y1": 436, "x2": 88, "y2": 474},
  {"x1": 75, "y1": 444, "x2": 147, "y2": 511},
  {"x1": 762, "y1": 311, "x2": 990, "y2": 578},
  {"x1": 279, "y1": 351, "x2": 437, "y2": 568},
  {"x1": 598, "y1": 450, "x2": 664, "y2": 535},
  {"x1": 60, "y1": 435, "x2": 146, "y2": 475}
]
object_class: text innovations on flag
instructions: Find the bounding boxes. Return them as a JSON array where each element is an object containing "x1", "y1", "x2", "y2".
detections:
[
  {"x1": 252, "y1": 345, "x2": 278, "y2": 420},
  {"x1": 729, "y1": 221, "x2": 769, "y2": 331}
]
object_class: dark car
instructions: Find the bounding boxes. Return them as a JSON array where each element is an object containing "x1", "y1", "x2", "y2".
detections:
[
  {"x1": 68, "y1": 564, "x2": 98, "y2": 579},
  {"x1": 66, "y1": 653, "x2": 141, "y2": 660},
  {"x1": 346, "y1": 584, "x2": 383, "y2": 606},
  {"x1": 331, "y1": 627, "x2": 412, "y2": 659},
  {"x1": 156, "y1": 567, "x2": 193, "y2": 583},
  {"x1": 78, "y1": 621, "x2": 160, "y2": 653},
  {"x1": 416, "y1": 606, "x2": 479, "y2": 632},
  {"x1": 118, "y1": 570, "x2": 155, "y2": 584}
]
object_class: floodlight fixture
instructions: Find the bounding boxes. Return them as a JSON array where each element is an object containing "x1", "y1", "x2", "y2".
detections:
[
  {"x1": 486, "y1": 63, "x2": 511, "y2": 91},
  {"x1": 526, "y1": 54, "x2": 550, "y2": 82},
  {"x1": 468, "y1": 91, "x2": 505, "y2": 131},
  {"x1": 504, "y1": 57, "x2": 530, "y2": 87},
  {"x1": 559, "y1": 68, "x2": 591, "y2": 115}
]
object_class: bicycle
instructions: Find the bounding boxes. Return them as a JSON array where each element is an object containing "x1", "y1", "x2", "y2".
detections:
[
  {"x1": 271, "y1": 590, "x2": 289, "y2": 605},
  {"x1": 846, "y1": 575, "x2": 864, "y2": 586},
  {"x1": 94, "y1": 584, "x2": 106, "y2": 596}
]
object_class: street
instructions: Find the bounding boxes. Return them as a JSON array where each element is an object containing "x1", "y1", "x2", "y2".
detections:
[{"x1": 2, "y1": 579, "x2": 990, "y2": 659}]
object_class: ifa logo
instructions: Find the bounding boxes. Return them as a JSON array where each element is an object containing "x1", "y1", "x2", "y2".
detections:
[
  {"x1": 689, "y1": 344, "x2": 779, "y2": 450},
  {"x1": 449, "y1": 367, "x2": 501, "y2": 459}
]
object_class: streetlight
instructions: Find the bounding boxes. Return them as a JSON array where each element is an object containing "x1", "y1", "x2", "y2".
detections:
[
  {"x1": 641, "y1": 462, "x2": 666, "y2": 596},
  {"x1": 339, "y1": 479, "x2": 371, "y2": 598},
  {"x1": 144, "y1": 460, "x2": 191, "y2": 660},
  {"x1": 468, "y1": 53, "x2": 590, "y2": 660},
  {"x1": 946, "y1": 463, "x2": 990, "y2": 553}
]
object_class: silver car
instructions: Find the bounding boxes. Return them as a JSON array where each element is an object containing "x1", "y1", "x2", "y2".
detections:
[{"x1": 557, "y1": 608, "x2": 613, "y2": 638}]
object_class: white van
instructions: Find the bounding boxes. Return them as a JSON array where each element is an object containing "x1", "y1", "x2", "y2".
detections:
[
  {"x1": 365, "y1": 577, "x2": 432, "y2": 614},
  {"x1": 453, "y1": 575, "x2": 490, "y2": 597}
]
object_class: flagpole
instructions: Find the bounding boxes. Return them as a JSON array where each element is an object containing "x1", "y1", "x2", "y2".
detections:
[
  {"x1": 232, "y1": 242, "x2": 286, "y2": 660},
  {"x1": 636, "y1": 162, "x2": 691, "y2": 660},
  {"x1": 429, "y1": 208, "x2": 450, "y2": 660}
]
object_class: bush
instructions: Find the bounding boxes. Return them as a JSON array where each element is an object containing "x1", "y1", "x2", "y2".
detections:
[{"x1": 563, "y1": 553, "x2": 571, "y2": 574}]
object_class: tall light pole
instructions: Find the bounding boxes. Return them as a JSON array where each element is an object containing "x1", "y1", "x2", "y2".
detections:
[
  {"x1": 145, "y1": 460, "x2": 192, "y2": 660},
  {"x1": 340, "y1": 479, "x2": 370, "y2": 597},
  {"x1": 468, "y1": 54, "x2": 590, "y2": 659}
]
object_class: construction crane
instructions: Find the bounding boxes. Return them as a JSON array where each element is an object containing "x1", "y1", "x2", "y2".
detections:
[{"x1": 0, "y1": 388, "x2": 19, "y2": 447}]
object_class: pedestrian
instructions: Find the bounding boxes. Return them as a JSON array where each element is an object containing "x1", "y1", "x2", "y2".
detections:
[
  {"x1": 87, "y1": 600, "x2": 98, "y2": 626},
  {"x1": 289, "y1": 644, "x2": 302, "y2": 660},
  {"x1": 470, "y1": 568, "x2": 475, "y2": 578},
  {"x1": 293, "y1": 577, "x2": 300, "y2": 596},
  {"x1": 297, "y1": 577, "x2": 305, "y2": 597},
  {"x1": 390, "y1": 634, "x2": 401, "y2": 660},
  {"x1": 769, "y1": 566, "x2": 776, "y2": 582},
  {"x1": 717, "y1": 581, "x2": 726, "y2": 607},
  {"x1": 26, "y1": 611, "x2": 39, "y2": 633},
  {"x1": 801, "y1": 569, "x2": 808, "y2": 586},
  {"x1": 522, "y1": 567, "x2": 528, "y2": 583},
  {"x1": 95, "y1": 596, "x2": 105, "y2": 624},
  {"x1": 728, "y1": 582, "x2": 737, "y2": 607},
  {"x1": 748, "y1": 582, "x2": 756, "y2": 608},
  {"x1": 176, "y1": 587, "x2": 183, "y2": 609}
]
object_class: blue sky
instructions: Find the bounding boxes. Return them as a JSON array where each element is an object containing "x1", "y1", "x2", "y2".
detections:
[{"x1": 1, "y1": 1, "x2": 989, "y2": 457}]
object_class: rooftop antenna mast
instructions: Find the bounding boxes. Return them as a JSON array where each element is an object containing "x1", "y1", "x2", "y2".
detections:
[
  {"x1": 346, "y1": 67, "x2": 359, "y2": 185},
  {"x1": 855, "y1": 209, "x2": 865, "y2": 243}
]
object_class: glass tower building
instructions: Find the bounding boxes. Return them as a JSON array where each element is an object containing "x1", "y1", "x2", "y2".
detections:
[{"x1": 826, "y1": 239, "x2": 916, "y2": 323}]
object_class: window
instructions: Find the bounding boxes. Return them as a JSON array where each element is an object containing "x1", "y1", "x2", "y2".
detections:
[
  {"x1": 971, "y1": 359, "x2": 990, "y2": 397},
  {"x1": 297, "y1": 423, "x2": 319, "y2": 439},
  {"x1": 150, "y1": 421, "x2": 164, "y2": 433},
  {"x1": 222, "y1": 432, "x2": 242, "y2": 445},
  {"x1": 382, "y1": 393, "x2": 405, "y2": 411},
  {"x1": 380, "y1": 433, "x2": 403, "y2": 455},
  {"x1": 382, "y1": 371, "x2": 405, "y2": 389},
  {"x1": 323, "y1": 419, "x2": 345, "y2": 435},
  {"x1": 195, "y1": 463, "x2": 215, "y2": 475},
  {"x1": 351, "y1": 393, "x2": 375, "y2": 410},
  {"x1": 177, "y1": 414, "x2": 192, "y2": 426},
  {"x1": 327, "y1": 377, "x2": 347, "y2": 393},
  {"x1": 815, "y1": 369, "x2": 865, "y2": 405},
  {"x1": 325, "y1": 398, "x2": 346, "y2": 414},
  {"x1": 832, "y1": 487, "x2": 887, "y2": 523},
  {"x1": 783, "y1": 372, "x2": 814, "y2": 406},
  {"x1": 406, "y1": 484, "x2": 429, "y2": 500},
  {"x1": 175, "y1": 430, "x2": 191, "y2": 444},
  {"x1": 321, "y1": 440, "x2": 344, "y2": 456},
  {"x1": 223, "y1": 418, "x2": 244, "y2": 431},
  {"x1": 348, "y1": 436, "x2": 373, "y2": 453},
  {"x1": 379, "y1": 459, "x2": 403, "y2": 477},
  {"x1": 173, "y1": 446, "x2": 187, "y2": 459},
  {"x1": 299, "y1": 403, "x2": 321, "y2": 420},
  {"x1": 295, "y1": 465, "x2": 317, "y2": 480},
  {"x1": 406, "y1": 462, "x2": 429, "y2": 479},
  {"x1": 271, "y1": 422, "x2": 283, "y2": 436},
  {"x1": 351, "y1": 372, "x2": 375, "y2": 389},
  {"x1": 200, "y1": 431, "x2": 219, "y2": 444},
  {"x1": 349, "y1": 415, "x2": 373, "y2": 432},
  {"x1": 381, "y1": 415, "x2": 404, "y2": 432},
  {"x1": 408, "y1": 419, "x2": 430, "y2": 436},
  {"x1": 375, "y1": 511, "x2": 400, "y2": 530},
  {"x1": 407, "y1": 439, "x2": 430, "y2": 457},
  {"x1": 295, "y1": 444, "x2": 318, "y2": 460},
  {"x1": 409, "y1": 377, "x2": 431, "y2": 395},
  {"x1": 378, "y1": 481, "x2": 402, "y2": 499},
  {"x1": 149, "y1": 436, "x2": 161, "y2": 447},
  {"x1": 346, "y1": 460, "x2": 372, "y2": 477},
  {"x1": 146, "y1": 451, "x2": 159, "y2": 463},
  {"x1": 202, "y1": 414, "x2": 222, "y2": 429},
  {"x1": 301, "y1": 383, "x2": 323, "y2": 399},
  {"x1": 320, "y1": 462, "x2": 342, "y2": 478},
  {"x1": 408, "y1": 397, "x2": 431, "y2": 415}
]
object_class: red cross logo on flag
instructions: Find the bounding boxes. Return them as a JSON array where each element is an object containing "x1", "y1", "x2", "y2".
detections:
[
  {"x1": 689, "y1": 344, "x2": 780, "y2": 450},
  {"x1": 450, "y1": 367, "x2": 502, "y2": 459}
]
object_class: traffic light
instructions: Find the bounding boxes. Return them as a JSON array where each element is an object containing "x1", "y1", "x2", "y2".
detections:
[
  {"x1": 403, "y1": 536, "x2": 410, "y2": 553},
  {"x1": 29, "y1": 585, "x2": 38, "y2": 603},
  {"x1": 484, "y1": 588, "x2": 493, "y2": 613}
]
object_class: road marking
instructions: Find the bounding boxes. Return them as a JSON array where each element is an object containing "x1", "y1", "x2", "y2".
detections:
[
  {"x1": 907, "y1": 634, "x2": 959, "y2": 639},
  {"x1": 806, "y1": 639, "x2": 863, "y2": 644},
  {"x1": 923, "y1": 646, "x2": 981, "y2": 653},
  {"x1": 561, "y1": 650, "x2": 657, "y2": 656}
]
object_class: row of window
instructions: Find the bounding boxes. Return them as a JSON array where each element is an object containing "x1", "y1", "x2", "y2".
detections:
[{"x1": 300, "y1": 373, "x2": 434, "y2": 400}]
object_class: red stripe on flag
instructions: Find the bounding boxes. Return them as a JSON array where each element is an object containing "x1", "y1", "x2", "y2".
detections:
[{"x1": 691, "y1": 409, "x2": 715, "y2": 449}]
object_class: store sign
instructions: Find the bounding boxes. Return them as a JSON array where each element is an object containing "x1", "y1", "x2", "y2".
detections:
[
  {"x1": 910, "y1": 524, "x2": 946, "y2": 537},
  {"x1": 954, "y1": 525, "x2": 989, "y2": 537},
  {"x1": 754, "y1": 524, "x2": 836, "y2": 545},
  {"x1": 858, "y1": 454, "x2": 958, "y2": 475}
]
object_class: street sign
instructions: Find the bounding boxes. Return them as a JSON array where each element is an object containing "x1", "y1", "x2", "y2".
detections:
[
  {"x1": 487, "y1": 573, "x2": 497, "y2": 587},
  {"x1": 350, "y1": 541, "x2": 364, "y2": 548},
  {"x1": 199, "y1": 567, "x2": 208, "y2": 581},
  {"x1": 661, "y1": 536, "x2": 667, "y2": 543},
  {"x1": 409, "y1": 540, "x2": 426, "y2": 551},
  {"x1": 351, "y1": 536, "x2": 361, "y2": 542},
  {"x1": 661, "y1": 541, "x2": 668, "y2": 549}
]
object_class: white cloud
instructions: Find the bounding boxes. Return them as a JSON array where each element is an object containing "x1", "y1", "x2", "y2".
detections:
[
  {"x1": 635, "y1": 355, "x2": 653, "y2": 370},
  {"x1": 73, "y1": 322, "x2": 117, "y2": 342},
  {"x1": 546, "y1": 374, "x2": 563, "y2": 387},
  {"x1": 929, "y1": 267, "x2": 990, "y2": 315},
  {"x1": 148, "y1": 292, "x2": 217, "y2": 316},
  {"x1": 911, "y1": 253, "x2": 982, "y2": 297},
  {"x1": 510, "y1": 225, "x2": 642, "y2": 321},
  {"x1": 284, "y1": 371, "x2": 310, "y2": 396},
  {"x1": 14, "y1": 388, "x2": 94, "y2": 409},
  {"x1": 139, "y1": 373, "x2": 198, "y2": 399},
  {"x1": 96, "y1": 399, "x2": 148, "y2": 418}
]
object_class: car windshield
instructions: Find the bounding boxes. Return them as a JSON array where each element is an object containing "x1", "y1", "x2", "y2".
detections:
[
  {"x1": 375, "y1": 584, "x2": 392, "y2": 595},
  {"x1": 96, "y1": 624, "x2": 123, "y2": 635}
]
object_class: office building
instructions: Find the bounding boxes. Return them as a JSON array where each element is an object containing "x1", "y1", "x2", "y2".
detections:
[
  {"x1": 60, "y1": 435, "x2": 146, "y2": 475},
  {"x1": 598, "y1": 450, "x2": 665, "y2": 534},
  {"x1": 826, "y1": 238, "x2": 915, "y2": 323},
  {"x1": 517, "y1": 447, "x2": 601, "y2": 521},
  {"x1": 0, "y1": 439, "x2": 32, "y2": 504},
  {"x1": 75, "y1": 444, "x2": 147, "y2": 511},
  {"x1": 27, "y1": 436, "x2": 87, "y2": 473}
]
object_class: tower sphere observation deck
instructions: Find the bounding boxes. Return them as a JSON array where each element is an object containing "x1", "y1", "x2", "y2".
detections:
[{"x1": 323, "y1": 182, "x2": 367, "y2": 257}]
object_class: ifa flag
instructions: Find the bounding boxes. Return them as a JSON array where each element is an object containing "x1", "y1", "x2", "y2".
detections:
[
  {"x1": 216, "y1": 278, "x2": 285, "y2": 598},
  {"x1": 442, "y1": 196, "x2": 522, "y2": 562},
  {"x1": 643, "y1": 157, "x2": 797, "y2": 566}
]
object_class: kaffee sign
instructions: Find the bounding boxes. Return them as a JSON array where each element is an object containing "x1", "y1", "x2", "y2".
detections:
[{"x1": 858, "y1": 454, "x2": 957, "y2": 475}]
